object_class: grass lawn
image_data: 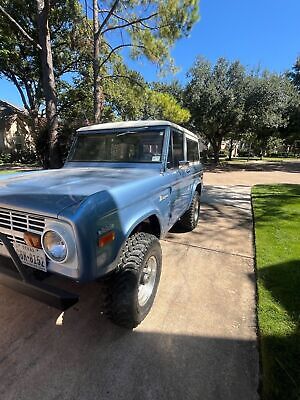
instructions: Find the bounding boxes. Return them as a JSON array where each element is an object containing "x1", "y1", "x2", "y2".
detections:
[
  {"x1": 252, "y1": 184, "x2": 300, "y2": 400},
  {"x1": 0, "y1": 167, "x2": 39, "y2": 175},
  {"x1": 223, "y1": 157, "x2": 300, "y2": 164},
  {"x1": 260, "y1": 157, "x2": 300, "y2": 162},
  {"x1": 0, "y1": 170, "x2": 20, "y2": 175}
]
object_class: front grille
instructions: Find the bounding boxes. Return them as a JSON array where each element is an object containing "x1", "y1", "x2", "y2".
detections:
[
  {"x1": 0, "y1": 209, "x2": 45, "y2": 234},
  {"x1": 0, "y1": 208, "x2": 45, "y2": 247},
  {"x1": 0, "y1": 234, "x2": 26, "y2": 246}
]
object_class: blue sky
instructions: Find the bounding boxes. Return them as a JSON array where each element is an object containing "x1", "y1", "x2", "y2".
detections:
[{"x1": 1, "y1": 0, "x2": 300, "y2": 107}]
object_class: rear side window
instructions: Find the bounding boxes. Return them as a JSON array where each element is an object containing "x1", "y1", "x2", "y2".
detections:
[
  {"x1": 172, "y1": 130, "x2": 184, "y2": 165},
  {"x1": 187, "y1": 138, "x2": 199, "y2": 163},
  {"x1": 167, "y1": 130, "x2": 184, "y2": 168}
]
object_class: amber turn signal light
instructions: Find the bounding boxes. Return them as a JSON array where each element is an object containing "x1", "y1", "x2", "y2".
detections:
[
  {"x1": 98, "y1": 231, "x2": 115, "y2": 248},
  {"x1": 24, "y1": 231, "x2": 42, "y2": 249}
]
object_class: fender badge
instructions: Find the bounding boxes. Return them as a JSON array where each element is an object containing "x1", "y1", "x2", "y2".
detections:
[
  {"x1": 159, "y1": 194, "x2": 169, "y2": 202},
  {"x1": 97, "y1": 224, "x2": 114, "y2": 235}
]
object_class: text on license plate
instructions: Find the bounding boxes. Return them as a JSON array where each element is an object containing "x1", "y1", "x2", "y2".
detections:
[{"x1": 14, "y1": 243, "x2": 47, "y2": 272}]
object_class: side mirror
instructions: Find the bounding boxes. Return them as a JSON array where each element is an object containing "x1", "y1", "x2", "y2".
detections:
[{"x1": 178, "y1": 160, "x2": 190, "y2": 169}]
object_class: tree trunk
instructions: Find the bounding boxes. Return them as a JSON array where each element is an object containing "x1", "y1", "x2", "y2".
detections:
[
  {"x1": 247, "y1": 142, "x2": 252, "y2": 161},
  {"x1": 93, "y1": 0, "x2": 104, "y2": 123},
  {"x1": 228, "y1": 137, "x2": 234, "y2": 161},
  {"x1": 211, "y1": 138, "x2": 221, "y2": 164},
  {"x1": 36, "y1": 0, "x2": 61, "y2": 168}
]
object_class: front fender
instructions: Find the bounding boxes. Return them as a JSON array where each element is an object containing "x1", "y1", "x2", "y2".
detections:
[
  {"x1": 96, "y1": 206, "x2": 164, "y2": 278},
  {"x1": 59, "y1": 190, "x2": 169, "y2": 281},
  {"x1": 58, "y1": 190, "x2": 121, "y2": 282},
  {"x1": 122, "y1": 209, "x2": 163, "y2": 239}
]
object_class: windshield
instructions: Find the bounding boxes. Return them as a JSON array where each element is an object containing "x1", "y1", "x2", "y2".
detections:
[{"x1": 70, "y1": 129, "x2": 165, "y2": 163}]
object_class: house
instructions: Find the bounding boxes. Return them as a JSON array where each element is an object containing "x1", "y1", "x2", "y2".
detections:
[
  {"x1": 221, "y1": 139, "x2": 240, "y2": 157},
  {"x1": 0, "y1": 100, "x2": 35, "y2": 157}
]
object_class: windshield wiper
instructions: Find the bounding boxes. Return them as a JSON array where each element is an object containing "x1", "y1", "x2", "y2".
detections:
[
  {"x1": 117, "y1": 131, "x2": 137, "y2": 137},
  {"x1": 116, "y1": 127, "x2": 150, "y2": 137}
]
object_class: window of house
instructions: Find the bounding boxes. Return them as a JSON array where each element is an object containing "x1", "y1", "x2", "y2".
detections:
[{"x1": 15, "y1": 132, "x2": 22, "y2": 151}]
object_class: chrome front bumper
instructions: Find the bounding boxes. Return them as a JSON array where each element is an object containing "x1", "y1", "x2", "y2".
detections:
[{"x1": 0, "y1": 232, "x2": 78, "y2": 310}]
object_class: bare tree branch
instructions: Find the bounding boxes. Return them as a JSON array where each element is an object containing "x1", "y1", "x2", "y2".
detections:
[
  {"x1": 102, "y1": 13, "x2": 158, "y2": 34},
  {"x1": 140, "y1": 21, "x2": 172, "y2": 31},
  {"x1": 84, "y1": 0, "x2": 88, "y2": 19},
  {"x1": 98, "y1": 9, "x2": 171, "y2": 32},
  {"x1": 99, "y1": 43, "x2": 146, "y2": 69},
  {"x1": 23, "y1": 80, "x2": 35, "y2": 110},
  {"x1": 0, "y1": 5, "x2": 42, "y2": 50},
  {"x1": 98, "y1": 9, "x2": 128, "y2": 23},
  {"x1": 102, "y1": 40, "x2": 114, "y2": 51},
  {"x1": 97, "y1": 0, "x2": 120, "y2": 37},
  {"x1": 2, "y1": 71, "x2": 31, "y2": 112}
]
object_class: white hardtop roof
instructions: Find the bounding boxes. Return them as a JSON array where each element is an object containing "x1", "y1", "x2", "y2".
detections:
[{"x1": 77, "y1": 120, "x2": 200, "y2": 141}]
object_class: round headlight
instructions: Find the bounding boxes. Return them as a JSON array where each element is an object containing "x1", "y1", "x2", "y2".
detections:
[{"x1": 42, "y1": 230, "x2": 68, "y2": 263}]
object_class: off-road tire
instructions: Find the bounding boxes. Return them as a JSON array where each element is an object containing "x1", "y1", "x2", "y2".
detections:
[
  {"x1": 104, "y1": 232, "x2": 162, "y2": 329},
  {"x1": 180, "y1": 191, "x2": 201, "y2": 231}
]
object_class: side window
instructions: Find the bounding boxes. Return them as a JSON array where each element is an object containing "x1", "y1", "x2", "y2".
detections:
[
  {"x1": 172, "y1": 130, "x2": 184, "y2": 166},
  {"x1": 167, "y1": 134, "x2": 173, "y2": 166},
  {"x1": 187, "y1": 138, "x2": 200, "y2": 163},
  {"x1": 167, "y1": 130, "x2": 184, "y2": 168}
]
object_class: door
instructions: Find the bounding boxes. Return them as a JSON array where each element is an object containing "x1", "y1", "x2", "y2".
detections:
[
  {"x1": 167, "y1": 129, "x2": 192, "y2": 224},
  {"x1": 186, "y1": 136, "x2": 202, "y2": 202}
]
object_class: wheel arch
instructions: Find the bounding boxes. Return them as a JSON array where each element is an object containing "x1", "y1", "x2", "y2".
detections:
[
  {"x1": 195, "y1": 182, "x2": 202, "y2": 195},
  {"x1": 127, "y1": 213, "x2": 162, "y2": 239}
]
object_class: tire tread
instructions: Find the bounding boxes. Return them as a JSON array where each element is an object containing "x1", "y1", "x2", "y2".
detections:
[
  {"x1": 180, "y1": 191, "x2": 200, "y2": 231},
  {"x1": 104, "y1": 232, "x2": 161, "y2": 328}
]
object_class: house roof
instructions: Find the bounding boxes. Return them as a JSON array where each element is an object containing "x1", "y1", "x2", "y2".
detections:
[
  {"x1": 77, "y1": 120, "x2": 201, "y2": 142},
  {"x1": 0, "y1": 100, "x2": 25, "y2": 114}
]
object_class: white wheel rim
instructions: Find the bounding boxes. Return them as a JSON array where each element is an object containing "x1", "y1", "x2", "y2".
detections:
[{"x1": 138, "y1": 255, "x2": 157, "y2": 307}]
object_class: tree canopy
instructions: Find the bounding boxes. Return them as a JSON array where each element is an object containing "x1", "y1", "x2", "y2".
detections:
[
  {"x1": 0, "y1": 0, "x2": 88, "y2": 117},
  {"x1": 0, "y1": 0, "x2": 195, "y2": 165},
  {"x1": 0, "y1": 1, "x2": 299, "y2": 165},
  {"x1": 185, "y1": 57, "x2": 299, "y2": 161},
  {"x1": 185, "y1": 57, "x2": 247, "y2": 162}
]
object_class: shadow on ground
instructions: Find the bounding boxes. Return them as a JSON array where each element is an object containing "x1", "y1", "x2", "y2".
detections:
[
  {"x1": 259, "y1": 260, "x2": 300, "y2": 319},
  {"x1": 170, "y1": 202, "x2": 251, "y2": 232},
  {"x1": 167, "y1": 185, "x2": 252, "y2": 257},
  {"x1": 0, "y1": 281, "x2": 258, "y2": 400},
  {"x1": 254, "y1": 260, "x2": 300, "y2": 400},
  {"x1": 252, "y1": 184, "x2": 300, "y2": 223}
]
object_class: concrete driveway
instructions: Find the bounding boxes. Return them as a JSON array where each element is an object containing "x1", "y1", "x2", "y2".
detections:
[{"x1": 2, "y1": 165, "x2": 298, "y2": 400}]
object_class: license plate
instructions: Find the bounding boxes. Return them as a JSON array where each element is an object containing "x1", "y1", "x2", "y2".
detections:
[{"x1": 14, "y1": 243, "x2": 47, "y2": 272}]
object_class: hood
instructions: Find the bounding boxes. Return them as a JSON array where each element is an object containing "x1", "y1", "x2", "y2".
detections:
[{"x1": 0, "y1": 167, "x2": 159, "y2": 217}]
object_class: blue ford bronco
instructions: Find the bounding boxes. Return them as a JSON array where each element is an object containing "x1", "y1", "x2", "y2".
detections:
[{"x1": 0, "y1": 120, "x2": 203, "y2": 328}]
